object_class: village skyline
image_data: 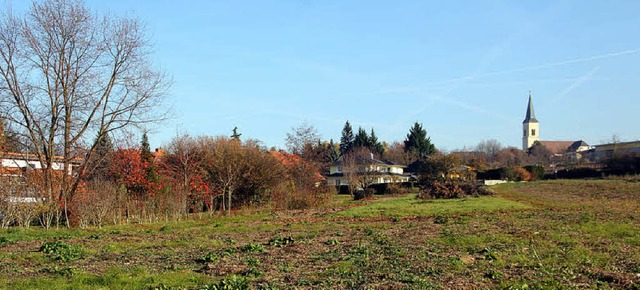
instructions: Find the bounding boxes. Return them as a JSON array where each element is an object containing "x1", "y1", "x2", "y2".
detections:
[{"x1": 6, "y1": 0, "x2": 640, "y2": 151}]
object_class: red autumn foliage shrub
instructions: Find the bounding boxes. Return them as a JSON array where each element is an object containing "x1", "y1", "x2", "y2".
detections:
[{"x1": 111, "y1": 148, "x2": 162, "y2": 196}]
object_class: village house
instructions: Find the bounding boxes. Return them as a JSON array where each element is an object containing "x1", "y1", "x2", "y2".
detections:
[
  {"x1": 325, "y1": 155, "x2": 410, "y2": 190},
  {"x1": 1, "y1": 152, "x2": 82, "y2": 202},
  {"x1": 0, "y1": 152, "x2": 79, "y2": 176}
]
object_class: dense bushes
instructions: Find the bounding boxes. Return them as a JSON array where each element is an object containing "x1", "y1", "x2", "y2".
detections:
[
  {"x1": 1, "y1": 134, "x2": 334, "y2": 228},
  {"x1": 417, "y1": 181, "x2": 493, "y2": 199},
  {"x1": 524, "y1": 165, "x2": 545, "y2": 180},
  {"x1": 605, "y1": 153, "x2": 640, "y2": 175},
  {"x1": 552, "y1": 168, "x2": 603, "y2": 179},
  {"x1": 270, "y1": 183, "x2": 334, "y2": 210},
  {"x1": 369, "y1": 183, "x2": 413, "y2": 195},
  {"x1": 353, "y1": 188, "x2": 375, "y2": 200}
]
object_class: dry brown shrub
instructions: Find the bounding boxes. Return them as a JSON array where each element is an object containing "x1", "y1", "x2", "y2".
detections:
[
  {"x1": 270, "y1": 182, "x2": 334, "y2": 210},
  {"x1": 418, "y1": 180, "x2": 465, "y2": 199},
  {"x1": 418, "y1": 180, "x2": 493, "y2": 199},
  {"x1": 70, "y1": 179, "x2": 122, "y2": 228},
  {"x1": 0, "y1": 177, "x2": 23, "y2": 228},
  {"x1": 514, "y1": 167, "x2": 534, "y2": 181}
]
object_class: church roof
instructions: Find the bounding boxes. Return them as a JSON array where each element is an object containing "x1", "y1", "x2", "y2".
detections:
[
  {"x1": 537, "y1": 141, "x2": 574, "y2": 155},
  {"x1": 536, "y1": 140, "x2": 591, "y2": 155},
  {"x1": 523, "y1": 94, "x2": 538, "y2": 123}
]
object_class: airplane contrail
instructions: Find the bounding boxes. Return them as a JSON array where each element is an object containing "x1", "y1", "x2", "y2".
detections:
[
  {"x1": 552, "y1": 67, "x2": 600, "y2": 103},
  {"x1": 421, "y1": 48, "x2": 640, "y2": 88}
]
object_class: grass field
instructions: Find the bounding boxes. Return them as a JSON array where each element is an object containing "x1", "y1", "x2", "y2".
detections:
[{"x1": 0, "y1": 179, "x2": 639, "y2": 289}]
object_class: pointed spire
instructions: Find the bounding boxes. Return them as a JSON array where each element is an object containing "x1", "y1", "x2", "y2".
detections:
[{"x1": 523, "y1": 92, "x2": 538, "y2": 123}]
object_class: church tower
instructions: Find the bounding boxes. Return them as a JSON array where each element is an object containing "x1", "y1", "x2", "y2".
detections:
[{"x1": 522, "y1": 93, "x2": 539, "y2": 150}]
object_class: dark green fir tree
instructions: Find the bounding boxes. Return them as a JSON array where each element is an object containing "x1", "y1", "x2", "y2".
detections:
[
  {"x1": 354, "y1": 127, "x2": 370, "y2": 149},
  {"x1": 140, "y1": 132, "x2": 159, "y2": 184},
  {"x1": 340, "y1": 121, "x2": 354, "y2": 154},
  {"x1": 327, "y1": 139, "x2": 341, "y2": 163},
  {"x1": 369, "y1": 128, "x2": 384, "y2": 157},
  {"x1": 404, "y1": 122, "x2": 436, "y2": 160}
]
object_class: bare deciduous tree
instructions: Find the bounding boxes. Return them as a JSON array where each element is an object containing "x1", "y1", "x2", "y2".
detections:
[
  {"x1": 342, "y1": 147, "x2": 378, "y2": 199},
  {"x1": 476, "y1": 139, "x2": 503, "y2": 157},
  {"x1": 285, "y1": 121, "x2": 320, "y2": 155},
  {"x1": 163, "y1": 133, "x2": 201, "y2": 190},
  {"x1": 198, "y1": 137, "x2": 245, "y2": 216},
  {"x1": 0, "y1": 0, "x2": 170, "y2": 226},
  {"x1": 384, "y1": 141, "x2": 413, "y2": 165}
]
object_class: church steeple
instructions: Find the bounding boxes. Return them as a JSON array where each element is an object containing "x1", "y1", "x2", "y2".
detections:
[
  {"x1": 522, "y1": 93, "x2": 540, "y2": 150},
  {"x1": 523, "y1": 93, "x2": 538, "y2": 123}
]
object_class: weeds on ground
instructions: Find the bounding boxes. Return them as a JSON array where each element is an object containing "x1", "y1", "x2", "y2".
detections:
[{"x1": 39, "y1": 241, "x2": 84, "y2": 262}]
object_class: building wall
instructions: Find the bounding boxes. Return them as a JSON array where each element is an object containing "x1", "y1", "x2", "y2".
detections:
[
  {"x1": 325, "y1": 175, "x2": 409, "y2": 188},
  {"x1": 329, "y1": 164, "x2": 405, "y2": 175},
  {"x1": 522, "y1": 121, "x2": 540, "y2": 150},
  {"x1": 1, "y1": 158, "x2": 72, "y2": 175},
  {"x1": 589, "y1": 141, "x2": 640, "y2": 162},
  {"x1": 329, "y1": 166, "x2": 342, "y2": 175}
]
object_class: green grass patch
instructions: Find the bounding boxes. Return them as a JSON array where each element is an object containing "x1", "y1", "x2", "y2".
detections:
[
  {"x1": 0, "y1": 267, "x2": 217, "y2": 289},
  {"x1": 579, "y1": 221, "x2": 640, "y2": 245},
  {"x1": 0, "y1": 227, "x2": 86, "y2": 243},
  {"x1": 0, "y1": 180, "x2": 638, "y2": 289},
  {"x1": 334, "y1": 195, "x2": 531, "y2": 218}
]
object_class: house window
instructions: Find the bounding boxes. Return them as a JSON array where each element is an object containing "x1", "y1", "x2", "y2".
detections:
[
  {"x1": 337, "y1": 166, "x2": 342, "y2": 173},
  {"x1": 531, "y1": 129, "x2": 536, "y2": 136},
  {"x1": 335, "y1": 179, "x2": 341, "y2": 186}
]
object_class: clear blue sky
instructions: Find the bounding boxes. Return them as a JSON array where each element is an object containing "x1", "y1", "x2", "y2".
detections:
[{"x1": 10, "y1": 0, "x2": 640, "y2": 151}]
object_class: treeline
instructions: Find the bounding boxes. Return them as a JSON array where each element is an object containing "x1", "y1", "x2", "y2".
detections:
[
  {"x1": 0, "y1": 132, "x2": 333, "y2": 228},
  {"x1": 284, "y1": 120, "x2": 437, "y2": 169}
]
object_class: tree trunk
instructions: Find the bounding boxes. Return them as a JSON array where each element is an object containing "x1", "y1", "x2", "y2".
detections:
[{"x1": 227, "y1": 186, "x2": 233, "y2": 216}]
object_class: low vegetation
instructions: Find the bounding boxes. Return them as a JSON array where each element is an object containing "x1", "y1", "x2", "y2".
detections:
[{"x1": 0, "y1": 179, "x2": 638, "y2": 288}]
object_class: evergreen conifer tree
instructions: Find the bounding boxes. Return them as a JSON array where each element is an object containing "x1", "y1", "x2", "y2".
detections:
[
  {"x1": 141, "y1": 132, "x2": 153, "y2": 162},
  {"x1": 140, "y1": 132, "x2": 159, "y2": 184},
  {"x1": 88, "y1": 132, "x2": 115, "y2": 180},
  {"x1": 327, "y1": 139, "x2": 341, "y2": 163},
  {"x1": 340, "y1": 121, "x2": 354, "y2": 154},
  {"x1": 230, "y1": 127, "x2": 242, "y2": 141},
  {"x1": 369, "y1": 128, "x2": 384, "y2": 157},
  {"x1": 354, "y1": 127, "x2": 370, "y2": 149},
  {"x1": 404, "y1": 122, "x2": 436, "y2": 160}
]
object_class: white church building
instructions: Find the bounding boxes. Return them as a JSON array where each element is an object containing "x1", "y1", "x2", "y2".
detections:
[{"x1": 521, "y1": 94, "x2": 591, "y2": 159}]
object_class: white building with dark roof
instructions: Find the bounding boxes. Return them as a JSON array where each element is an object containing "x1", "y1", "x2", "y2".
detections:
[
  {"x1": 521, "y1": 94, "x2": 591, "y2": 160},
  {"x1": 325, "y1": 155, "x2": 410, "y2": 188}
]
